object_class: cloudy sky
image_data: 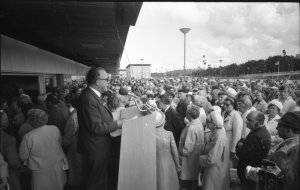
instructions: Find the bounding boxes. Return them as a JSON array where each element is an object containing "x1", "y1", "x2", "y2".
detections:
[{"x1": 119, "y1": 2, "x2": 299, "y2": 73}]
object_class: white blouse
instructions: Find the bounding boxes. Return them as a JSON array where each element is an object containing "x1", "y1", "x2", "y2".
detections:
[{"x1": 264, "y1": 114, "x2": 283, "y2": 155}]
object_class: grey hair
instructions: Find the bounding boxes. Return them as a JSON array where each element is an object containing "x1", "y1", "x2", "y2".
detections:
[
  {"x1": 193, "y1": 95, "x2": 206, "y2": 108},
  {"x1": 186, "y1": 104, "x2": 200, "y2": 119}
]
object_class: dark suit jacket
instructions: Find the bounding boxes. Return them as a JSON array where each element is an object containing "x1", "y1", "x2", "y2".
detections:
[
  {"x1": 47, "y1": 105, "x2": 69, "y2": 136},
  {"x1": 77, "y1": 87, "x2": 118, "y2": 160},
  {"x1": 176, "y1": 98, "x2": 190, "y2": 122},
  {"x1": 236, "y1": 126, "x2": 271, "y2": 180},
  {"x1": 164, "y1": 106, "x2": 184, "y2": 146}
]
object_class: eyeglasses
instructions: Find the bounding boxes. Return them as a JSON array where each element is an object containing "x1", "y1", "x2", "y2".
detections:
[
  {"x1": 224, "y1": 103, "x2": 231, "y2": 107},
  {"x1": 97, "y1": 77, "x2": 110, "y2": 82}
]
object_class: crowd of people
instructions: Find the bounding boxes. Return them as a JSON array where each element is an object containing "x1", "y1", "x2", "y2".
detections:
[{"x1": 0, "y1": 66, "x2": 299, "y2": 190}]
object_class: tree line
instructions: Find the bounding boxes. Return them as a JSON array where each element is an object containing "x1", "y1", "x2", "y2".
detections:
[{"x1": 151, "y1": 54, "x2": 300, "y2": 78}]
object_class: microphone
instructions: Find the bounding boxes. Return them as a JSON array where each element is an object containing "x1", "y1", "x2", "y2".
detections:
[{"x1": 128, "y1": 92, "x2": 139, "y2": 99}]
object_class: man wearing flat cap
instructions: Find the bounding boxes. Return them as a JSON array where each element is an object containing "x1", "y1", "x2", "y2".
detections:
[{"x1": 270, "y1": 111, "x2": 300, "y2": 170}]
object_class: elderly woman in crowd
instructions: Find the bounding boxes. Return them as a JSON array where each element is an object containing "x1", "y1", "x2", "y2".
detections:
[
  {"x1": 277, "y1": 84, "x2": 297, "y2": 115},
  {"x1": 63, "y1": 95, "x2": 88, "y2": 190},
  {"x1": 155, "y1": 110, "x2": 181, "y2": 190},
  {"x1": 222, "y1": 97, "x2": 243, "y2": 167},
  {"x1": 264, "y1": 99, "x2": 283, "y2": 156},
  {"x1": 200, "y1": 110, "x2": 230, "y2": 190},
  {"x1": 179, "y1": 104, "x2": 204, "y2": 190},
  {"x1": 19, "y1": 109, "x2": 67, "y2": 190}
]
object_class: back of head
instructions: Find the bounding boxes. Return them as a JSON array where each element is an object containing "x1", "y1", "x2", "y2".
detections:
[
  {"x1": 193, "y1": 95, "x2": 206, "y2": 108},
  {"x1": 45, "y1": 94, "x2": 60, "y2": 105}
]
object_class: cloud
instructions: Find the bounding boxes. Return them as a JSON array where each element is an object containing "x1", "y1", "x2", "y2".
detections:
[
  {"x1": 210, "y1": 46, "x2": 230, "y2": 57},
  {"x1": 170, "y1": 3, "x2": 210, "y2": 26},
  {"x1": 261, "y1": 34, "x2": 283, "y2": 48}
]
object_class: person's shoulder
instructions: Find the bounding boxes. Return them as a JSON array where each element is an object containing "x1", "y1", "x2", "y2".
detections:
[{"x1": 1, "y1": 131, "x2": 16, "y2": 143}]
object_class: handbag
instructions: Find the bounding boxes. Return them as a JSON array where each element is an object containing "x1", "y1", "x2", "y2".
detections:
[{"x1": 198, "y1": 167, "x2": 203, "y2": 186}]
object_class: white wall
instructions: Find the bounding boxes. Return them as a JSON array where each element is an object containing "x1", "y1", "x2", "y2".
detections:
[
  {"x1": 1, "y1": 34, "x2": 90, "y2": 76},
  {"x1": 119, "y1": 70, "x2": 126, "y2": 78},
  {"x1": 126, "y1": 65, "x2": 151, "y2": 78}
]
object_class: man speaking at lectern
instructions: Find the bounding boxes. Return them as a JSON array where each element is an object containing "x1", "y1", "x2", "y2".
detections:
[{"x1": 77, "y1": 67, "x2": 124, "y2": 190}]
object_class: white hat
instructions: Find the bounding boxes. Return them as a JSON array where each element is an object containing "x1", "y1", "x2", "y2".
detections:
[
  {"x1": 226, "y1": 88, "x2": 237, "y2": 97},
  {"x1": 268, "y1": 99, "x2": 283, "y2": 111},
  {"x1": 126, "y1": 86, "x2": 132, "y2": 91},
  {"x1": 269, "y1": 86, "x2": 279, "y2": 90},
  {"x1": 207, "y1": 110, "x2": 224, "y2": 128},
  {"x1": 146, "y1": 90, "x2": 154, "y2": 95},
  {"x1": 154, "y1": 111, "x2": 165, "y2": 127},
  {"x1": 211, "y1": 106, "x2": 222, "y2": 114}
]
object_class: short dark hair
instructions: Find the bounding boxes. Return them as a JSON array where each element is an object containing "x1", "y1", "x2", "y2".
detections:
[
  {"x1": 86, "y1": 67, "x2": 105, "y2": 85},
  {"x1": 45, "y1": 94, "x2": 60, "y2": 104},
  {"x1": 65, "y1": 94, "x2": 78, "y2": 109},
  {"x1": 158, "y1": 94, "x2": 171, "y2": 105}
]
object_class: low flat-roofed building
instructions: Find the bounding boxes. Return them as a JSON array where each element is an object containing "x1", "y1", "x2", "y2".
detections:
[
  {"x1": 126, "y1": 64, "x2": 151, "y2": 78},
  {"x1": 119, "y1": 69, "x2": 127, "y2": 78}
]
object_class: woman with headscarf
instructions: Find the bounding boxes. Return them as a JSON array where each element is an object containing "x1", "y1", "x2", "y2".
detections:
[
  {"x1": 199, "y1": 110, "x2": 230, "y2": 190},
  {"x1": 264, "y1": 99, "x2": 283, "y2": 156},
  {"x1": 179, "y1": 104, "x2": 205, "y2": 190},
  {"x1": 19, "y1": 109, "x2": 67, "y2": 190},
  {"x1": 155, "y1": 110, "x2": 181, "y2": 190}
]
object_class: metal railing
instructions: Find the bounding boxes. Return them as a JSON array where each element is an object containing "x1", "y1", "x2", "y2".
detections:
[{"x1": 239, "y1": 71, "x2": 300, "y2": 77}]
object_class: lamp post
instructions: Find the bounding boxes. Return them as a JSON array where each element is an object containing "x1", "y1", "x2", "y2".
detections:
[
  {"x1": 247, "y1": 67, "x2": 249, "y2": 74},
  {"x1": 141, "y1": 58, "x2": 144, "y2": 79},
  {"x1": 219, "y1": 60, "x2": 223, "y2": 79},
  {"x1": 180, "y1": 28, "x2": 191, "y2": 82}
]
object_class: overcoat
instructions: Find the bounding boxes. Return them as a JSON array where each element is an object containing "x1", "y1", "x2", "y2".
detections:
[
  {"x1": 222, "y1": 110, "x2": 243, "y2": 153},
  {"x1": 156, "y1": 128, "x2": 180, "y2": 190},
  {"x1": 178, "y1": 119, "x2": 204, "y2": 180},
  {"x1": 176, "y1": 98, "x2": 191, "y2": 123},
  {"x1": 236, "y1": 126, "x2": 271, "y2": 181},
  {"x1": 199, "y1": 128, "x2": 230, "y2": 190},
  {"x1": 164, "y1": 106, "x2": 185, "y2": 146}
]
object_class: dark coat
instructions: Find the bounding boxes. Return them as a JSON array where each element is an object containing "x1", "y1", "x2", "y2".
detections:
[
  {"x1": 176, "y1": 98, "x2": 190, "y2": 122},
  {"x1": 46, "y1": 105, "x2": 69, "y2": 136},
  {"x1": 0, "y1": 131, "x2": 22, "y2": 190},
  {"x1": 236, "y1": 126, "x2": 271, "y2": 180},
  {"x1": 164, "y1": 106, "x2": 185, "y2": 146},
  {"x1": 77, "y1": 87, "x2": 118, "y2": 160}
]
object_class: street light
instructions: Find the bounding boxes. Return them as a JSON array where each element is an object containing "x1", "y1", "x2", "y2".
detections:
[
  {"x1": 141, "y1": 58, "x2": 144, "y2": 79},
  {"x1": 219, "y1": 60, "x2": 223, "y2": 79},
  {"x1": 180, "y1": 28, "x2": 191, "y2": 82}
]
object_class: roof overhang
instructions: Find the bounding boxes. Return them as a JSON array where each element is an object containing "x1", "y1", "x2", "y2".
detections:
[{"x1": 0, "y1": 0, "x2": 143, "y2": 74}]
